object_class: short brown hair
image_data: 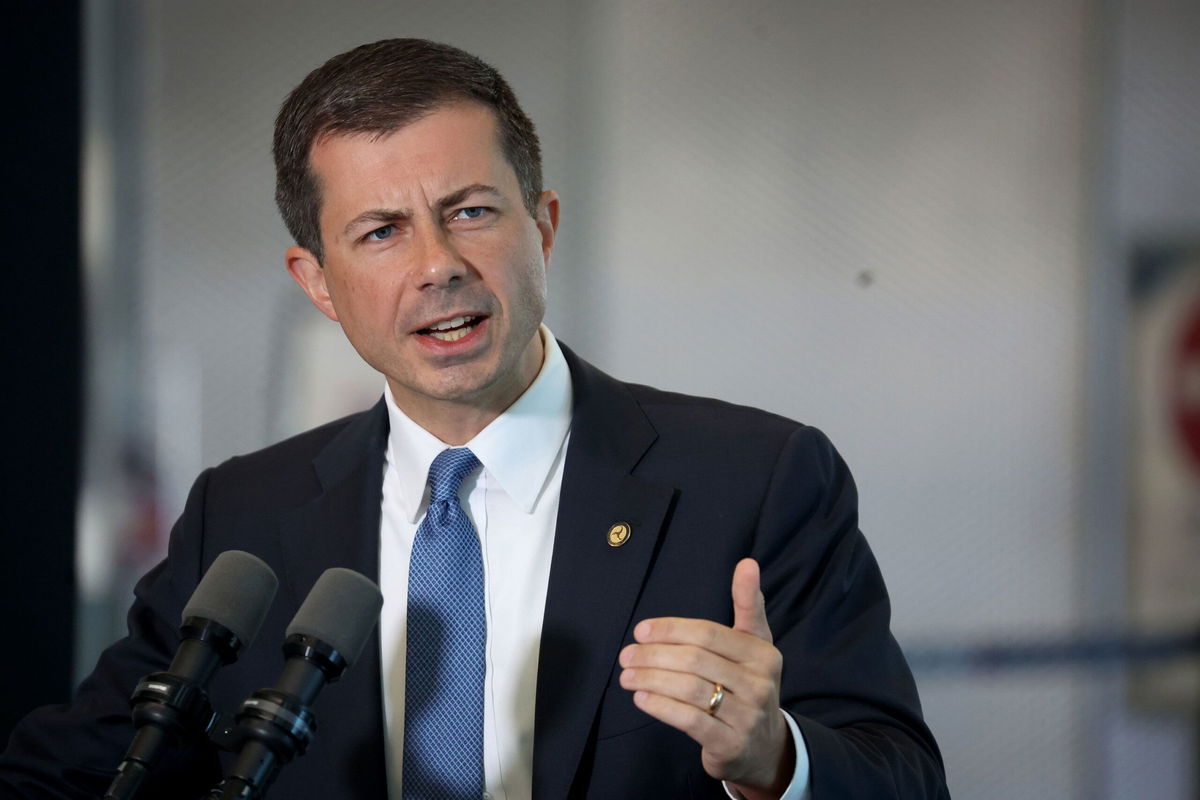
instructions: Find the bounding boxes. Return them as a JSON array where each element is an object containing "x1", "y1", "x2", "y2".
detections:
[{"x1": 273, "y1": 38, "x2": 543, "y2": 261}]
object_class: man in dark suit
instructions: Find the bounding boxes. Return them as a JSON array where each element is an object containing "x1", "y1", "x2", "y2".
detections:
[{"x1": 0, "y1": 38, "x2": 947, "y2": 798}]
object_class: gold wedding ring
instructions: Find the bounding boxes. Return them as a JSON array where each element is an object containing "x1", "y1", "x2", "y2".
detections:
[{"x1": 707, "y1": 682, "x2": 725, "y2": 716}]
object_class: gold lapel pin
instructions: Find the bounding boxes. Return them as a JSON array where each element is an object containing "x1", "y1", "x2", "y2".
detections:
[{"x1": 607, "y1": 522, "x2": 631, "y2": 547}]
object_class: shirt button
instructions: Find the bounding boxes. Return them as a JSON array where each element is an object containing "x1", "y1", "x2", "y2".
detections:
[{"x1": 482, "y1": 794, "x2": 492, "y2": 800}]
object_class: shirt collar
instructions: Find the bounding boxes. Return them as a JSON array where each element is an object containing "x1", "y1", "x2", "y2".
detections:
[{"x1": 384, "y1": 325, "x2": 573, "y2": 522}]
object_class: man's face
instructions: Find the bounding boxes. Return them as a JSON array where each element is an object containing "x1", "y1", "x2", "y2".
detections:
[{"x1": 287, "y1": 103, "x2": 558, "y2": 431}]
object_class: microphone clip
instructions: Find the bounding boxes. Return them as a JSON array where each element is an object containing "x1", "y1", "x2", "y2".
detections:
[{"x1": 129, "y1": 672, "x2": 216, "y2": 739}]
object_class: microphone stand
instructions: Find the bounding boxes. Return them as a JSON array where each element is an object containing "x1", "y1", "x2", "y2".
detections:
[{"x1": 104, "y1": 618, "x2": 237, "y2": 800}]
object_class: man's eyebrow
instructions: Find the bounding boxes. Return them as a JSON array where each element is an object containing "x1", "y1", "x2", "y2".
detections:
[
  {"x1": 437, "y1": 183, "x2": 503, "y2": 210},
  {"x1": 340, "y1": 185, "x2": 504, "y2": 239},
  {"x1": 343, "y1": 208, "x2": 410, "y2": 238}
]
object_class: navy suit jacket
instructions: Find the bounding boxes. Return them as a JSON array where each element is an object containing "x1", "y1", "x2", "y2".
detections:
[{"x1": 0, "y1": 346, "x2": 947, "y2": 798}]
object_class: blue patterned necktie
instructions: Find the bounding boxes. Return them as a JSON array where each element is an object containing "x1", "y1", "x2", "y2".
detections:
[{"x1": 403, "y1": 448, "x2": 485, "y2": 799}]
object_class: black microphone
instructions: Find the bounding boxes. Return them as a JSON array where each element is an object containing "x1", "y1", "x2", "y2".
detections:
[
  {"x1": 217, "y1": 567, "x2": 383, "y2": 799},
  {"x1": 105, "y1": 550, "x2": 279, "y2": 800}
]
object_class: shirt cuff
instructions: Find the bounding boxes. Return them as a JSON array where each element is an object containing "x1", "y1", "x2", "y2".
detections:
[{"x1": 722, "y1": 709, "x2": 811, "y2": 800}]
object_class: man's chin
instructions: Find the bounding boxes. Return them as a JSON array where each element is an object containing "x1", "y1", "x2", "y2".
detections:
[
  {"x1": 384, "y1": 332, "x2": 542, "y2": 418},
  {"x1": 388, "y1": 365, "x2": 505, "y2": 408}
]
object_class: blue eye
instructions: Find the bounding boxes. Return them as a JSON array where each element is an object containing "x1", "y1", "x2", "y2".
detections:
[
  {"x1": 455, "y1": 207, "x2": 487, "y2": 220},
  {"x1": 366, "y1": 224, "x2": 394, "y2": 241}
]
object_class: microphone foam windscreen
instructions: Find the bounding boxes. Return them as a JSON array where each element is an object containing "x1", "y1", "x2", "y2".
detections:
[
  {"x1": 183, "y1": 550, "x2": 279, "y2": 647},
  {"x1": 286, "y1": 568, "x2": 383, "y2": 667}
]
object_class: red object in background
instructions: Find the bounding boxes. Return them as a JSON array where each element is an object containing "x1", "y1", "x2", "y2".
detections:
[{"x1": 1171, "y1": 297, "x2": 1200, "y2": 477}]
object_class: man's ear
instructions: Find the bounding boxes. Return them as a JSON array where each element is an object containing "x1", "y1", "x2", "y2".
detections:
[
  {"x1": 286, "y1": 246, "x2": 339, "y2": 322},
  {"x1": 535, "y1": 190, "x2": 560, "y2": 265}
]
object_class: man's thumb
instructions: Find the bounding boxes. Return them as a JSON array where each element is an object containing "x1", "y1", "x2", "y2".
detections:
[{"x1": 731, "y1": 558, "x2": 772, "y2": 642}]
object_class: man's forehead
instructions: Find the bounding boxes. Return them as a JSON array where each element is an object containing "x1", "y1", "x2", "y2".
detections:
[
  {"x1": 308, "y1": 105, "x2": 521, "y2": 239},
  {"x1": 310, "y1": 105, "x2": 509, "y2": 192}
]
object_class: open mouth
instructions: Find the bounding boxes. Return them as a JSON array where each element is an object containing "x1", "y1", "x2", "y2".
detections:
[{"x1": 417, "y1": 314, "x2": 485, "y2": 343}]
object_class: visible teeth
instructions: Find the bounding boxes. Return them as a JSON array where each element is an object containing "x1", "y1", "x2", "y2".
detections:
[
  {"x1": 428, "y1": 327, "x2": 471, "y2": 342},
  {"x1": 430, "y1": 315, "x2": 473, "y2": 331}
]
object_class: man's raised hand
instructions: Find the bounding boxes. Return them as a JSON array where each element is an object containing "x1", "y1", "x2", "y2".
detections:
[{"x1": 618, "y1": 558, "x2": 794, "y2": 800}]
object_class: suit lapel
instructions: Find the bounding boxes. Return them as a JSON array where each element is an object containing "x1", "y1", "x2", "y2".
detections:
[
  {"x1": 533, "y1": 347, "x2": 676, "y2": 799},
  {"x1": 278, "y1": 399, "x2": 389, "y2": 798},
  {"x1": 279, "y1": 399, "x2": 388, "y2": 604}
]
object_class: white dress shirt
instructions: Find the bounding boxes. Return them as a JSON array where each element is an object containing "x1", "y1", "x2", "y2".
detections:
[
  {"x1": 380, "y1": 328, "x2": 571, "y2": 799},
  {"x1": 378, "y1": 327, "x2": 810, "y2": 800}
]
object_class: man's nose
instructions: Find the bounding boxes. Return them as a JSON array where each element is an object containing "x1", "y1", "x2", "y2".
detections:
[{"x1": 411, "y1": 223, "x2": 468, "y2": 290}]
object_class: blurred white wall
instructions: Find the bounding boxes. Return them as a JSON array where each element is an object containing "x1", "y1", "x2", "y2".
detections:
[{"x1": 80, "y1": 1, "x2": 1200, "y2": 797}]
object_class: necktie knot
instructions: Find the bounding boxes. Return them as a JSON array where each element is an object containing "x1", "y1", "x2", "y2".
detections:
[{"x1": 427, "y1": 448, "x2": 480, "y2": 505}]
